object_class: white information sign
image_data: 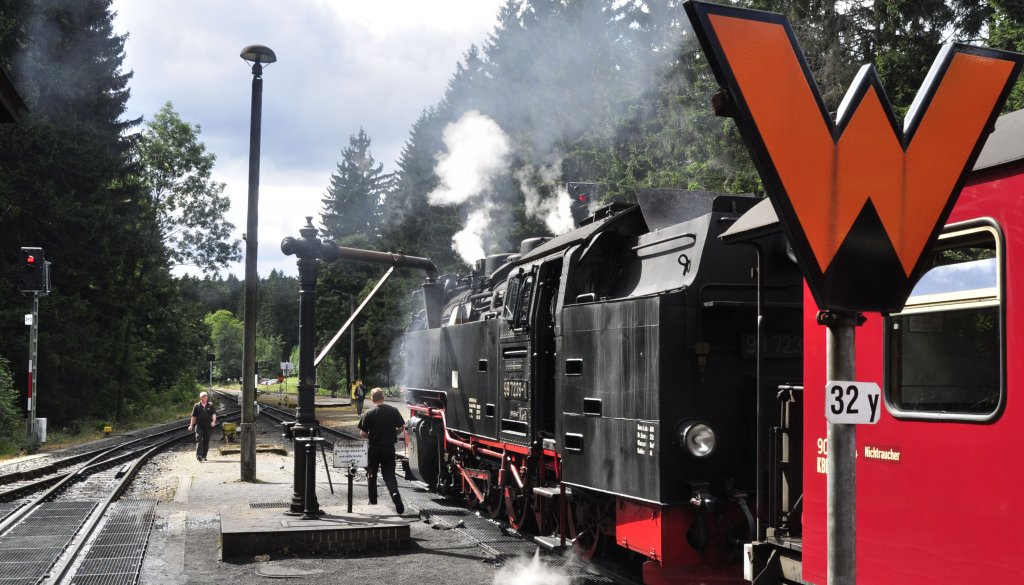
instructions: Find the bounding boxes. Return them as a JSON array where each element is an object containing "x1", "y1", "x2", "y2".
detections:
[
  {"x1": 24, "y1": 314, "x2": 32, "y2": 326},
  {"x1": 825, "y1": 380, "x2": 882, "y2": 424},
  {"x1": 333, "y1": 440, "x2": 367, "y2": 468}
]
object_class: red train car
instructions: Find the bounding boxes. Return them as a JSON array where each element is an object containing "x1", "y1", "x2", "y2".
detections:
[{"x1": 750, "y1": 108, "x2": 1024, "y2": 583}]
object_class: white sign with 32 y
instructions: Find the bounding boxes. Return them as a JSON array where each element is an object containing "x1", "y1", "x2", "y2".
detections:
[{"x1": 825, "y1": 381, "x2": 881, "y2": 424}]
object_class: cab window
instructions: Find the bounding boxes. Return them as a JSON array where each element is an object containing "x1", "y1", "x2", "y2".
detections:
[{"x1": 886, "y1": 223, "x2": 1003, "y2": 421}]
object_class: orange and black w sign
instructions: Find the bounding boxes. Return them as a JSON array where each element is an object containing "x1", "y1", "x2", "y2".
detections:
[{"x1": 685, "y1": 1, "x2": 1023, "y2": 312}]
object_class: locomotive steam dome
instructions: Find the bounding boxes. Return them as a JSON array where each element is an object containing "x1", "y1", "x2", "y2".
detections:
[
  {"x1": 484, "y1": 253, "x2": 513, "y2": 275},
  {"x1": 519, "y1": 237, "x2": 550, "y2": 255}
]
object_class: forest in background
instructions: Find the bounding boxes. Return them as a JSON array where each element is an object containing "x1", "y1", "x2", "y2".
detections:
[{"x1": 0, "y1": 0, "x2": 1022, "y2": 449}]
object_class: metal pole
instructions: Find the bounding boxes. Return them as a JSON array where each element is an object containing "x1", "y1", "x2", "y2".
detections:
[
  {"x1": 240, "y1": 59, "x2": 266, "y2": 482},
  {"x1": 302, "y1": 438, "x2": 318, "y2": 519},
  {"x1": 26, "y1": 293, "x2": 39, "y2": 451},
  {"x1": 347, "y1": 465, "x2": 355, "y2": 513},
  {"x1": 819, "y1": 310, "x2": 861, "y2": 585},
  {"x1": 349, "y1": 295, "x2": 355, "y2": 398}
]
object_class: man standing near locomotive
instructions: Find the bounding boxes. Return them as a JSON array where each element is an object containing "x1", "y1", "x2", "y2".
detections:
[
  {"x1": 188, "y1": 391, "x2": 217, "y2": 461},
  {"x1": 358, "y1": 387, "x2": 406, "y2": 514}
]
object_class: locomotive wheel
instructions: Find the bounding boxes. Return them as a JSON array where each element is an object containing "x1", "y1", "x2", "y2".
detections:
[
  {"x1": 503, "y1": 485, "x2": 533, "y2": 531},
  {"x1": 569, "y1": 497, "x2": 603, "y2": 560},
  {"x1": 484, "y1": 487, "x2": 505, "y2": 519},
  {"x1": 466, "y1": 482, "x2": 504, "y2": 519}
]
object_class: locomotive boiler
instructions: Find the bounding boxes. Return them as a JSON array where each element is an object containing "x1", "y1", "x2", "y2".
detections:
[{"x1": 401, "y1": 189, "x2": 804, "y2": 584}]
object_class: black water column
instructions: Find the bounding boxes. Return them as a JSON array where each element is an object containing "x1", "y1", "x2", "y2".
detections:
[{"x1": 281, "y1": 217, "x2": 339, "y2": 515}]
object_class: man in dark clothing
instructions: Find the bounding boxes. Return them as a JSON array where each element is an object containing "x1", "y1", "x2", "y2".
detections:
[
  {"x1": 358, "y1": 387, "x2": 406, "y2": 514},
  {"x1": 188, "y1": 391, "x2": 217, "y2": 461},
  {"x1": 353, "y1": 379, "x2": 366, "y2": 416}
]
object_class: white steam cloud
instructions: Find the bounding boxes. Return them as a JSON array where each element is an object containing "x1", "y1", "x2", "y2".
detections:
[
  {"x1": 430, "y1": 112, "x2": 578, "y2": 266},
  {"x1": 516, "y1": 159, "x2": 575, "y2": 236},
  {"x1": 452, "y1": 204, "x2": 493, "y2": 267},
  {"x1": 492, "y1": 550, "x2": 571, "y2": 585},
  {"x1": 429, "y1": 111, "x2": 512, "y2": 265}
]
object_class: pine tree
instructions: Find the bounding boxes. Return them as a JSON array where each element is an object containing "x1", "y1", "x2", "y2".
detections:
[{"x1": 320, "y1": 128, "x2": 391, "y2": 242}]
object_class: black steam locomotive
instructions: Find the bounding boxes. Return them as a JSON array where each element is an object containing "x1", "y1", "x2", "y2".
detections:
[{"x1": 402, "y1": 190, "x2": 803, "y2": 584}]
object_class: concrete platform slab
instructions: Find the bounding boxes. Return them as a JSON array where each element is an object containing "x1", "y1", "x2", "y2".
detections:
[{"x1": 220, "y1": 508, "x2": 410, "y2": 560}]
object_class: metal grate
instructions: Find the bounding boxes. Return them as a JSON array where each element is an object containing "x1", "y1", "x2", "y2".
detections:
[
  {"x1": 67, "y1": 499, "x2": 156, "y2": 585},
  {"x1": 0, "y1": 502, "x2": 23, "y2": 524},
  {"x1": 0, "y1": 500, "x2": 96, "y2": 584},
  {"x1": 248, "y1": 502, "x2": 291, "y2": 509}
]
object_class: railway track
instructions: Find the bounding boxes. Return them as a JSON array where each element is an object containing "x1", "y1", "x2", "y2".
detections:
[{"x1": 0, "y1": 407, "x2": 239, "y2": 585}]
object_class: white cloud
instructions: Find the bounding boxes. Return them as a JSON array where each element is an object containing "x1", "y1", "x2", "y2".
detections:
[{"x1": 112, "y1": 0, "x2": 502, "y2": 277}]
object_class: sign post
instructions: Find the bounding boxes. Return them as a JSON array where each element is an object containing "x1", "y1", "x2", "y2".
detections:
[
  {"x1": 684, "y1": 1, "x2": 1023, "y2": 582},
  {"x1": 26, "y1": 294, "x2": 39, "y2": 451}
]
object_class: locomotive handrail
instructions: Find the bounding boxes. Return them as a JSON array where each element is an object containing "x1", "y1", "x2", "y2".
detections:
[{"x1": 408, "y1": 404, "x2": 504, "y2": 460}]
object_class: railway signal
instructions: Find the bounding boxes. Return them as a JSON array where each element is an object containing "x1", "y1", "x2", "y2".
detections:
[
  {"x1": 20, "y1": 246, "x2": 52, "y2": 452},
  {"x1": 567, "y1": 182, "x2": 595, "y2": 226},
  {"x1": 18, "y1": 247, "x2": 49, "y2": 293}
]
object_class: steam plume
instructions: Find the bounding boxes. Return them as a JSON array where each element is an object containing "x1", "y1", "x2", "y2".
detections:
[
  {"x1": 429, "y1": 110, "x2": 512, "y2": 265},
  {"x1": 516, "y1": 159, "x2": 574, "y2": 236},
  {"x1": 492, "y1": 549, "x2": 571, "y2": 585}
]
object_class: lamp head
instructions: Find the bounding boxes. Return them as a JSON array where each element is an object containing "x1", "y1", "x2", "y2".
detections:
[{"x1": 240, "y1": 45, "x2": 276, "y2": 75}]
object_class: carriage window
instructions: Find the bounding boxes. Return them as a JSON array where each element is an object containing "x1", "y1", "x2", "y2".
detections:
[{"x1": 886, "y1": 225, "x2": 1003, "y2": 421}]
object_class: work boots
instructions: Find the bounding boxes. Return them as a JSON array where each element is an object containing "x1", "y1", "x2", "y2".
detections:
[{"x1": 392, "y1": 492, "x2": 404, "y2": 515}]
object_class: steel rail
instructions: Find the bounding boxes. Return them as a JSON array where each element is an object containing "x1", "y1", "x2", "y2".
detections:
[
  {"x1": 43, "y1": 416, "x2": 238, "y2": 585},
  {"x1": 0, "y1": 411, "x2": 239, "y2": 535}
]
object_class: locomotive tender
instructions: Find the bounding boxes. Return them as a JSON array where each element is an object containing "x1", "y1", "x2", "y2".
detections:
[{"x1": 401, "y1": 189, "x2": 804, "y2": 584}]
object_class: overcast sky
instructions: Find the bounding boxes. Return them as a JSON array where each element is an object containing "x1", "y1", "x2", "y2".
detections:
[{"x1": 110, "y1": 0, "x2": 504, "y2": 278}]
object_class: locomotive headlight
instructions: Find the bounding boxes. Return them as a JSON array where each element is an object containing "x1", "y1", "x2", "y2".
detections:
[{"x1": 677, "y1": 421, "x2": 716, "y2": 457}]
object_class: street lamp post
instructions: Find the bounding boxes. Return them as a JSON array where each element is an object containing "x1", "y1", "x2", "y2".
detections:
[{"x1": 239, "y1": 44, "x2": 276, "y2": 482}]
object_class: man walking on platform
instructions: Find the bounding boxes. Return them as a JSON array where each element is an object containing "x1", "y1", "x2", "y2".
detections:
[
  {"x1": 358, "y1": 387, "x2": 406, "y2": 514},
  {"x1": 188, "y1": 391, "x2": 217, "y2": 461}
]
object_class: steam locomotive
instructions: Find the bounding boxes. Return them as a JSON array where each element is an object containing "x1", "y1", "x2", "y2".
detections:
[
  {"x1": 401, "y1": 187, "x2": 804, "y2": 584},
  {"x1": 399, "y1": 105, "x2": 1024, "y2": 584}
]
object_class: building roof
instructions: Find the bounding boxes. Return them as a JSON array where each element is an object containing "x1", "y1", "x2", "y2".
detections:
[{"x1": 972, "y1": 107, "x2": 1024, "y2": 172}]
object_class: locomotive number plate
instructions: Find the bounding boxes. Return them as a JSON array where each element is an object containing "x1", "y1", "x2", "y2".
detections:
[{"x1": 825, "y1": 381, "x2": 881, "y2": 424}]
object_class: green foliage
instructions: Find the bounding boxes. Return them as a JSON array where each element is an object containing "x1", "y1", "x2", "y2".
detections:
[
  {"x1": 0, "y1": 357, "x2": 22, "y2": 441},
  {"x1": 136, "y1": 101, "x2": 240, "y2": 273},
  {"x1": 205, "y1": 310, "x2": 242, "y2": 381}
]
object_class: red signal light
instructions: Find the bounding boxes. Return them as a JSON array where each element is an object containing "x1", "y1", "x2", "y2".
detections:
[
  {"x1": 576, "y1": 194, "x2": 588, "y2": 202},
  {"x1": 25, "y1": 255, "x2": 36, "y2": 266}
]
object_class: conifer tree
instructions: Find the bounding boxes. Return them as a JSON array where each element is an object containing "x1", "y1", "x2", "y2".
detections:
[{"x1": 320, "y1": 128, "x2": 391, "y2": 242}]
